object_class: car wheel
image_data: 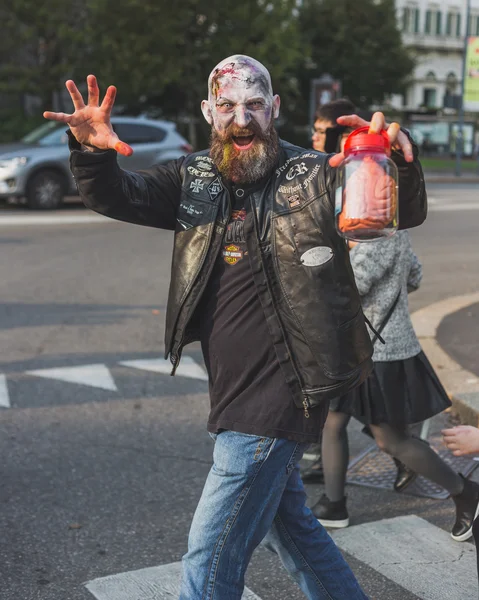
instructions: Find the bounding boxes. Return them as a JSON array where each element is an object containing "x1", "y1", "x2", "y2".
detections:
[{"x1": 26, "y1": 170, "x2": 65, "y2": 210}]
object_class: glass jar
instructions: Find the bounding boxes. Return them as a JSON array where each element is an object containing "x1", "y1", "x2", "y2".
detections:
[{"x1": 335, "y1": 126, "x2": 399, "y2": 242}]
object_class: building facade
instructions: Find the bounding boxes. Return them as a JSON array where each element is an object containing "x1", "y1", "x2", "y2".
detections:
[{"x1": 393, "y1": 0, "x2": 479, "y2": 111}]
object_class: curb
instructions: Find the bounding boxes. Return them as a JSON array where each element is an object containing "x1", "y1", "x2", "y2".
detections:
[
  {"x1": 424, "y1": 173, "x2": 479, "y2": 184},
  {"x1": 412, "y1": 292, "x2": 479, "y2": 427}
]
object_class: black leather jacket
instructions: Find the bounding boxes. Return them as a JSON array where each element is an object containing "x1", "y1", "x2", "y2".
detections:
[{"x1": 69, "y1": 134, "x2": 426, "y2": 414}]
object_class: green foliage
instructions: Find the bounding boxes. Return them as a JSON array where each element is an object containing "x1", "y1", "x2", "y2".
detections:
[
  {"x1": 0, "y1": 108, "x2": 44, "y2": 143},
  {"x1": 0, "y1": 1, "x2": 89, "y2": 111},
  {"x1": 298, "y1": 0, "x2": 414, "y2": 108},
  {"x1": 0, "y1": 0, "x2": 413, "y2": 146}
]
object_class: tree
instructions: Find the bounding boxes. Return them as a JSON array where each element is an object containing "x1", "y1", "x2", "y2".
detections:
[
  {"x1": 84, "y1": 0, "x2": 305, "y2": 148},
  {"x1": 0, "y1": 1, "x2": 89, "y2": 112},
  {"x1": 298, "y1": 0, "x2": 414, "y2": 108}
]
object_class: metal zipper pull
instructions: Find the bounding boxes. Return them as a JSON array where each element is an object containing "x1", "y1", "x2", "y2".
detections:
[{"x1": 303, "y1": 398, "x2": 310, "y2": 419}]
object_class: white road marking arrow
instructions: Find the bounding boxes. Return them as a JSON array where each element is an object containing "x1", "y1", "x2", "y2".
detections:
[
  {"x1": 26, "y1": 364, "x2": 118, "y2": 391},
  {"x1": 119, "y1": 356, "x2": 208, "y2": 381}
]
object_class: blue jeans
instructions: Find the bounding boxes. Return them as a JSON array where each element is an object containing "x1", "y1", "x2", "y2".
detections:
[{"x1": 179, "y1": 431, "x2": 368, "y2": 600}]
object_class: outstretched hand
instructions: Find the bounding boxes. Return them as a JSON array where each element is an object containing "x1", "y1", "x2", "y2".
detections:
[
  {"x1": 328, "y1": 112, "x2": 413, "y2": 168},
  {"x1": 43, "y1": 75, "x2": 133, "y2": 157},
  {"x1": 442, "y1": 425, "x2": 479, "y2": 456}
]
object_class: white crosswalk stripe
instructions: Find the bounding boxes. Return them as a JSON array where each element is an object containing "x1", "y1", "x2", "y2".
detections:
[
  {"x1": 333, "y1": 515, "x2": 478, "y2": 600},
  {"x1": 84, "y1": 517, "x2": 477, "y2": 600},
  {"x1": 0, "y1": 214, "x2": 111, "y2": 226},
  {"x1": 86, "y1": 561, "x2": 261, "y2": 600},
  {"x1": 0, "y1": 374, "x2": 10, "y2": 407}
]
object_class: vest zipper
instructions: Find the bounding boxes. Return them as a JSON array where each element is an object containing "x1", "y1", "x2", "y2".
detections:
[
  {"x1": 303, "y1": 397, "x2": 311, "y2": 419},
  {"x1": 170, "y1": 184, "x2": 232, "y2": 374}
]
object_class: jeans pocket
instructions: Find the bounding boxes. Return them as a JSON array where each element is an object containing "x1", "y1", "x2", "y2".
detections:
[{"x1": 213, "y1": 431, "x2": 275, "y2": 476}]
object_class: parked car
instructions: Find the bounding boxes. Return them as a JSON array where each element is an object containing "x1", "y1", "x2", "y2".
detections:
[{"x1": 0, "y1": 116, "x2": 193, "y2": 209}]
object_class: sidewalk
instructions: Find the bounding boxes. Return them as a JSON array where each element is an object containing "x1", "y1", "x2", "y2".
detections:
[
  {"x1": 412, "y1": 293, "x2": 479, "y2": 427},
  {"x1": 424, "y1": 170, "x2": 479, "y2": 184}
]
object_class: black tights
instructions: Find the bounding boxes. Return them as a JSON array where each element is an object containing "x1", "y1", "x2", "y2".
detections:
[{"x1": 321, "y1": 411, "x2": 464, "y2": 502}]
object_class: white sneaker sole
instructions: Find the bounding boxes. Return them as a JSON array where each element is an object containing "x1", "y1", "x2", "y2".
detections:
[
  {"x1": 451, "y1": 498, "x2": 479, "y2": 542},
  {"x1": 317, "y1": 517, "x2": 350, "y2": 528}
]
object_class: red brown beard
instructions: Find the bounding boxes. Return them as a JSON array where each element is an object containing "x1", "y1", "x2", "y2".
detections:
[{"x1": 209, "y1": 119, "x2": 279, "y2": 183}]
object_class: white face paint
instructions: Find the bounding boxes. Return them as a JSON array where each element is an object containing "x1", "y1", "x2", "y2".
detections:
[{"x1": 201, "y1": 55, "x2": 280, "y2": 149}]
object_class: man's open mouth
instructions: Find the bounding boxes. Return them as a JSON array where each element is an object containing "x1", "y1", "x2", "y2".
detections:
[{"x1": 232, "y1": 134, "x2": 256, "y2": 151}]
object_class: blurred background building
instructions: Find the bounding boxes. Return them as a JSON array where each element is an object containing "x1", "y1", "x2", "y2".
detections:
[{"x1": 391, "y1": 0, "x2": 479, "y2": 156}]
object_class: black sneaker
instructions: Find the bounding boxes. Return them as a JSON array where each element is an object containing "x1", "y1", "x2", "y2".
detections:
[
  {"x1": 312, "y1": 494, "x2": 349, "y2": 528},
  {"x1": 451, "y1": 474, "x2": 479, "y2": 542},
  {"x1": 393, "y1": 457, "x2": 417, "y2": 492},
  {"x1": 300, "y1": 458, "x2": 325, "y2": 484}
]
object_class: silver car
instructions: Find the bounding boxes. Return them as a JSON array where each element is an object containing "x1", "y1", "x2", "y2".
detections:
[{"x1": 0, "y1": 116, "x2": 193, "y2": 209}]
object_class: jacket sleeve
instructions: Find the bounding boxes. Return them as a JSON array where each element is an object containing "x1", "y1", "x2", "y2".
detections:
[
  {"x1": 349, "y1": 235, "x2": 400, "y2": 296},
  {"x1": 68, "y1": 132, "x2": 183, "y2": 230},
  {"x1": 392, "y1": 129, "x2": 427, "y2": 230}
]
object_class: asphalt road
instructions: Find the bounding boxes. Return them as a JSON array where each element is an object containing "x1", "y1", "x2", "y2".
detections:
[{"x1": 0, "y1": 183, "x2": 478, "y2": 600}]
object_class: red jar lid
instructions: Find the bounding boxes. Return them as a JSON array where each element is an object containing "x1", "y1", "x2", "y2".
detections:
[{"x1": 343, "y1": 126, "x2": 391, "y2": 156}]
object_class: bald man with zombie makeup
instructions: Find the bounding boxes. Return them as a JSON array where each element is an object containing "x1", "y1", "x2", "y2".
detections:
[{"x1": 44, "y1": 56, "x2": 426, "y2": 599}]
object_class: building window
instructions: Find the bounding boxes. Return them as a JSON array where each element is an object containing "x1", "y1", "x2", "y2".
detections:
[
  {"x1": 425, "y1": 10, "x2": 432, "y2": 33},
  {"x1": 469, "y1": 14, "x2": 479, "y2": 36},
  {"x1": 436, "y1": 11, "x2": 442, "y2": 34},
  {"x1": 446, "y1": 12, "x2": 461, "y2": 37},
  {"x1": 402, "y1": 6, "x2": 420, "y2": 33},
  {"x1": 425, "y1": 8, "x2": 442, "y2": 35},
  {"x1": 446, "y1": 72, "x2": 458, "y2": 94},
  {"x1": 423, "y1": 88, "x2": 437, "y2": 108}
]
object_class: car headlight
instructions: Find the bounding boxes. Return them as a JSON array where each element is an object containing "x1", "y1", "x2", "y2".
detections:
[{"x1": 0, "y1": 156, "x2": 29, "y2": 169}]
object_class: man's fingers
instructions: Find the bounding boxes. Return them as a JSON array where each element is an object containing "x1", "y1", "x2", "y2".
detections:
[
  {"x1": 109, "y1": 137, "x2": 133, "y2": 157},
  {"x1": 336, "y1": 114, "x2": 369, "y2": 129},
  {"x1": 391, "y1": 128, "x2": 414, "y2": 163},
  {"x1": 368, "y1": 112, "x2": 386, "y2": 134},
  {"x1": 101, "y1": 85, "x2": 117, "y2": 115},
  {"x1": 387, "y1": 122, "x2": 401, "y2": 144},
  {"x1": 43, "y1": 111, "x2": 72, "y2": 123},
  {"x1": 328, "y1": 153, "x2": 344, "y2": 168},
  {"x1": 87, "y1": 74, "x2": 100, "y2": 107},
  {"x1": 65, "y1": 80, "x2": 86, "y2": 111}
]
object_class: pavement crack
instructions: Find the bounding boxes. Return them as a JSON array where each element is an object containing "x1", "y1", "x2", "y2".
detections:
[{"x1": 376, "y1": 550, "x2": 468, "y2": 569}]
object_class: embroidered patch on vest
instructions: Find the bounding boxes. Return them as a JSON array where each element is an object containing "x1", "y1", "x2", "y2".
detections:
[
  {"x1": 222, "y1": 244, "x2": 243, "y2": 265},
  {"x1": 208, "y1": 178, "x2": 223, "y2": 201},
  {"x1": 288, "y1": 194, "x2": 301, "y2": 208}
]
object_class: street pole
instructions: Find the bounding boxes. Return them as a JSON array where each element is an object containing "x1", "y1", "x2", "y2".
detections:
[{"x1": 455, "y1": 0, "x2": 472, "y2": 177}]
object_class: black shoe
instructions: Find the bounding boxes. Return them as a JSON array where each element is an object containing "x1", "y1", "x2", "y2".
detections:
[
  {"x1": 312, "y1": 494, "x2": 349, "y2": 528},
  {"x1": 451, "y1": 474, "x2": 479, "y2": 542},
  {"x1": 300, "y1": 459, "x2": 324, "y2": 484},
  {"x1": 393, "y1": 457, "x2": 417, "y2": 492}
]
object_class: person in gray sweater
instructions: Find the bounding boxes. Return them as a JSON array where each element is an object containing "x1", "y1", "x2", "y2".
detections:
[{"x1": 311, "y1": 231, "x2": 479, "y2": 543}]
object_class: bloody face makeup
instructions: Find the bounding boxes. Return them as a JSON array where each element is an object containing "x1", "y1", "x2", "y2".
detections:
[{"x1": 201, "y1": 55, "x2": 281, "y2": 182}]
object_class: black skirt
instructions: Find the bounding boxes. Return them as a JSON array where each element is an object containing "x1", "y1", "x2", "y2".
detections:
[{"x1": 329, "y1": 351, "x2": 452, "y2": 426}]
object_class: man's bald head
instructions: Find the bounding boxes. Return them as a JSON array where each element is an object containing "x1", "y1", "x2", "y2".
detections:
[
  {"x1": 207, "y1": 55, "x2": 274, "y2": 104},
  {"x1": 201, "y1": 54, "x2": 280, "y2": 134},
  {"x1": 202, "y1": 55, "x2": 280, "y2": 183}
]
